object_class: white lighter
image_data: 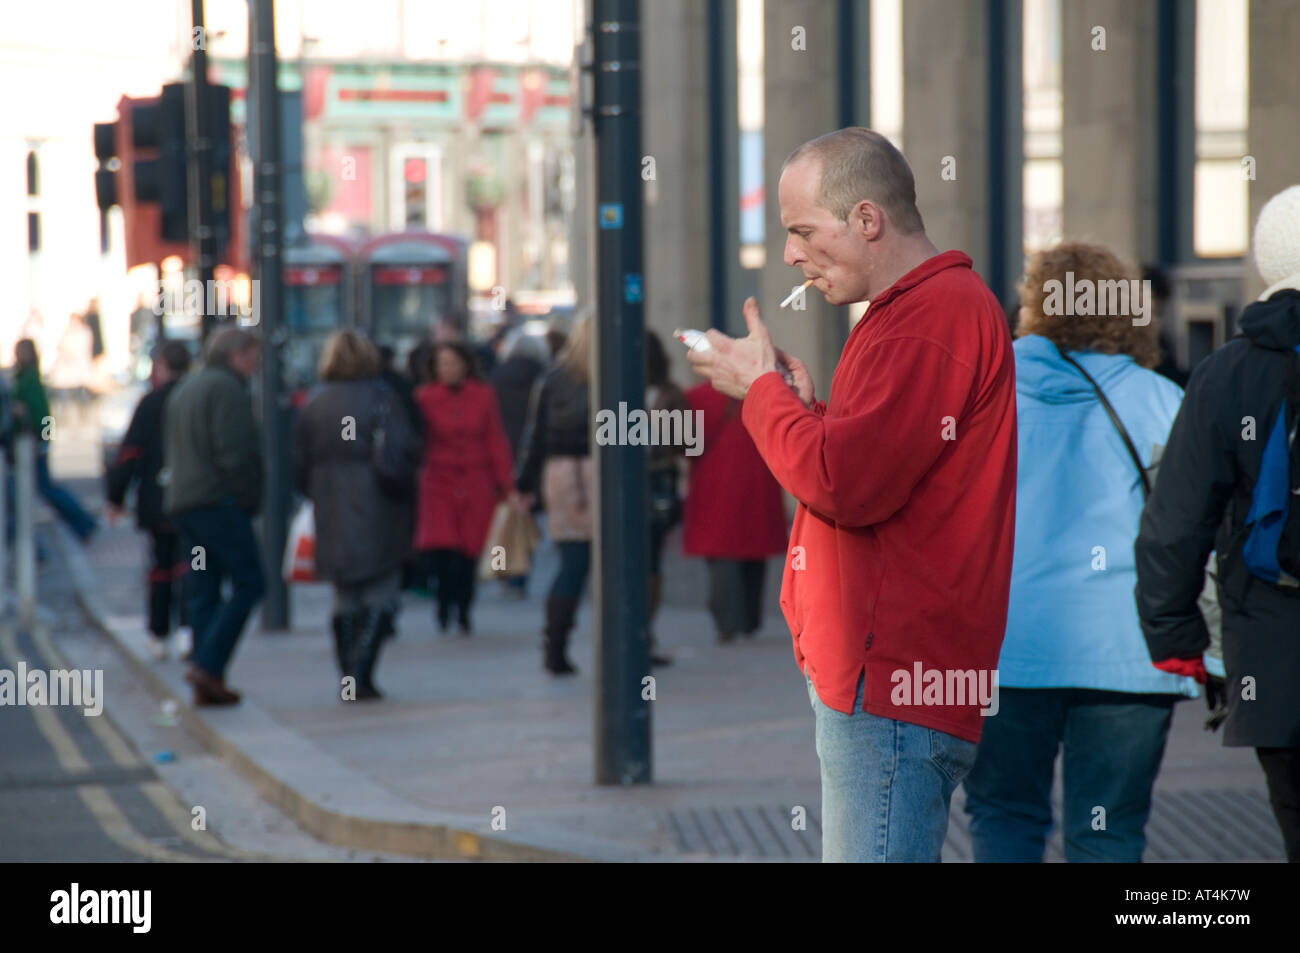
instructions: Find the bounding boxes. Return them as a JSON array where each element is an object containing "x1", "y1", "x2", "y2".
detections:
[{"x1": 674, "y1": 328, "x2": 795, "y2": 387}]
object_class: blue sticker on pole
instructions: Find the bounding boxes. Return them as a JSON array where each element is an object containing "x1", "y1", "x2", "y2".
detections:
[
  {"x1": 624, "y1": 273, "x2": 643, "y2": 304},
  {"x1": 599, "y1": 203, "x2": 624, "y2": 229}
]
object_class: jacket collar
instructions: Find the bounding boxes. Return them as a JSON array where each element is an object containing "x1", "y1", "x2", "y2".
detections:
[{"x1": 863, "y1": 249, "x2": 974, "y2": 314}]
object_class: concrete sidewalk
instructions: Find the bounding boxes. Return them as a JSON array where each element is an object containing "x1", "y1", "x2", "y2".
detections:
[{"x1": 55, "y1": 515, "x2": 1286, "y2": 862}]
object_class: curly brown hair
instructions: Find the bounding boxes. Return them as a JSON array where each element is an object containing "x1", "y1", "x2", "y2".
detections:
[{"x1": 1016, "y1": 241, "x2": 1159, "y2": 368}]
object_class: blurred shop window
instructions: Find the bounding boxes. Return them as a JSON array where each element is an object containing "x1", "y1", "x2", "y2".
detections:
[
  {"x1": 1193, "y1": 0, "x2": 1249, "y2": 258},
  {"x1": 1022, "y1": 0, "x2": 1062, "y2": 254}
]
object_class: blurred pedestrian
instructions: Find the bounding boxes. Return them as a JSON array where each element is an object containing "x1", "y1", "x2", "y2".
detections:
[
  {"x1": 7, "y1": 338, "x2": 99, "y2": 543},
  {"x1": 1137, "y1": 185, "x2": 1300, "y2": 861},
  {"x1": 1143, "y1": 266, "x2": 1188, "y2": 386},
  {"x1": 407, "y1": 340, "x2": 436, "y2": 386},
  {"x1": 490, "y1": 328, "x2": 550, "y2": 456},
  {"x1": 685, "y1": 128, "x2": 1017, "y2": 862},
  {"x1": 50, "y1": 312, "x2": 96, "y2": 421},
  {"x1": 682, "y1": 381, "x2": 788, "y2": 643},
  {"x1": 962, "y1": 242, "x2": 1195, "y2": 863},
  {"x1": 515, "y1": 314, "x2": 592, "y2": 674},
  {"x1": 644, "y1": 330, "x2": 687, "y2": 667},
  {"x1": 489, "y1": 328, "x2": 551, "y2": 600},
  {"x1": 377, "y1": 343, "x2": 423, "y2": 437},
  {"x1": 414, "y1": 341, "x2": 521, "y2": 634},
  {"x1": 294, "y1": 331, "x2": 421, "y2": 700},
  {"x1": 379, "y1": 342, "x2": 427, "y2": 597},
  {"x1": 105, "y1": 341, "x2": 194, "y2": 662},
  {"x1": 404, "y1": 340, "x2": 437, "y2": 597},
  {"x1": 163, "y1": 327, "x2": 265, "y2": 707}
]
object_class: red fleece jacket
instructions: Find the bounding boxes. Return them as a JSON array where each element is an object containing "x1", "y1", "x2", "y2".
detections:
[{"x1": 742, "y1": 251, "x2": 1017, "y2": 743}]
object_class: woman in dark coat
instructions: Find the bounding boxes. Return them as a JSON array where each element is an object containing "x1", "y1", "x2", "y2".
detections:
[
  {"x1": 293, "y1": 331, "x2": 420, "y2": 700},
  {"x1": 515, "y1": 314, "x2": 593, "y2": 674},
  {"x1": 414, "y1": 341, "x2": 521, "y2": 634}
]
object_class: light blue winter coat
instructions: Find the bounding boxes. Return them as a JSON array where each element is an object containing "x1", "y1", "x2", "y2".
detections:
[{"x1": 1000, "y1": 334, "x2": 1197, "y2": 697}]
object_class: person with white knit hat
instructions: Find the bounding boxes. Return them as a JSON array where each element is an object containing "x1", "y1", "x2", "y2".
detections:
[
  {"x1": 1254, "y1": 184, "x2": 1300, "y2": 300},
  {"x1": 1137, "y1": 183, "x2": 1300, "y2": 862}
]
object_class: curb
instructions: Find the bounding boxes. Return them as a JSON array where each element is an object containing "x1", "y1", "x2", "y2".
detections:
[{"x1": 54, "y1": 525, "x2": 610, "y2": 863}]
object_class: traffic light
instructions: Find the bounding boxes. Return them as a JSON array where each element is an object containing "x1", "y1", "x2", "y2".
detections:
[
  {"x1": 93, "y1": 82, "x2": 234, "y2": 261},
  {"x1": 131, "y1": 83, "x2": 188, "y2": 242},
  {"x1": 93, "y1": 122, "x2": 118, "y2": 210},
  {"x1": 404, "y1": 157, "x2": 427, "y2": 227}
]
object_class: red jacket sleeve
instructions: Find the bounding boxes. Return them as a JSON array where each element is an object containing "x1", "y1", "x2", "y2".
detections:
[{"x1": 742, "y1": 336, "x2": 976, "y2": 528}]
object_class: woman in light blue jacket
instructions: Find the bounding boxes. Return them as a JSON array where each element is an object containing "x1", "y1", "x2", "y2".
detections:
[{"x1": 964, "y1": 242, "x2": 1198, "y2": 862}]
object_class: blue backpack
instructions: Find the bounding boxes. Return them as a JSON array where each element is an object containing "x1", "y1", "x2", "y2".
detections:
[{"x1": 1242, "y1": 343, "x2": 1300, "y2": 587}]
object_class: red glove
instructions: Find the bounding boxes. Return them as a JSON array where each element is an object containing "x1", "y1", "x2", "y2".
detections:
[{"x1": 1153, "y1": 657, "x2": 1207, "y2": 684}]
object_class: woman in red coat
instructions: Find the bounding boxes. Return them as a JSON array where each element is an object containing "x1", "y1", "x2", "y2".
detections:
[
  {"x1": 414, "y1": 341, "x2": 520, "y2": 634},
  {"x1": 682, "y1": 381, "x2": 789, "y2": 643}
]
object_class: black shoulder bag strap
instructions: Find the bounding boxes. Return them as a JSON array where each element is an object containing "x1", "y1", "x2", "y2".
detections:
[{"x1": 1053, "y1": 344, "x2": 1152, "y2": 499}]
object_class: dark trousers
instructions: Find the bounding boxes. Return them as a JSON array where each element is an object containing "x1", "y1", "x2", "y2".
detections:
[
  {"x1": 706, "y1": 558, "x2": 766, "y2": 636},
  {"x1": 1257, "y1": 747, "x2": 1300, "y2": 862},
  {"x1": 429, "y1": 548, "x2": 477, "y2": 625},
  {"x1": 550, "y1": 540, "x2": 591, "y2": 601},
  {"x1": 963, "y1": 687, "x2": 1177, "y2": 862},
  {"x1": 173, "y1": 501, "x2": 266, "y2": 680},
  {"x1": 147, "y1": 528, "x2": 189, "y2": 638}
]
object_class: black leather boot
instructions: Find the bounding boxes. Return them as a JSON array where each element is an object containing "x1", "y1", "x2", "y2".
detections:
[
  {"x1": 331, "y1": 612, "x2": 354, "y2": 685},
  {"x1": 348, "y1": 607, "x2": 387, "y2": 700},
  {"x1": 543, "y1": 596, "x2": 579, "y2": 675}
]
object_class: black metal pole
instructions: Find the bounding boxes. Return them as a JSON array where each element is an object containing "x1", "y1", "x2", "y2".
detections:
[
  {"x1": 592, "y1": 0, "x2": 651, "y2": 785},
  {"x1": 251, "y1": 0, "x2": 289, "y2": 630},
  {"x1": 186, "y1": 0, "x2": 218, "y2": 346}
]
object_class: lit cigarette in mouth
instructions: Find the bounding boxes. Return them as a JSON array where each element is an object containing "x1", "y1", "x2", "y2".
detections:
[{"x1": 780, "y1": 279, "x2": 814, "y2": 309}]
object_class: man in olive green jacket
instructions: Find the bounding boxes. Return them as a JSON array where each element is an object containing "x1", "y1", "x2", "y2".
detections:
[{"x1": 163, "y1": 327, "x2": 265, "y2": 706}]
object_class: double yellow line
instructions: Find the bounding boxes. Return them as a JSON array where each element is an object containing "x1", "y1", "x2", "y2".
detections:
[{"x1": 0, "y1": 623, "x2": 263, "y2": 863}]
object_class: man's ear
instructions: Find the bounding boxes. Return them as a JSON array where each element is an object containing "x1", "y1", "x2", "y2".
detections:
[{"x1": 855, "y1": 200, "x2": 884, "y2": 241}]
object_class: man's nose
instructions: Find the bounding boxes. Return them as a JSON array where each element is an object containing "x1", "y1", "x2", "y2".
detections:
[{"x1": 783, "y1": 237, "x2": 803, "y2": 268}]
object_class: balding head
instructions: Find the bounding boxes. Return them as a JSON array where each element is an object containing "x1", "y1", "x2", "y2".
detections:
[{"x1": 784, "y1": 127, "x2": 924, "y2": 235}]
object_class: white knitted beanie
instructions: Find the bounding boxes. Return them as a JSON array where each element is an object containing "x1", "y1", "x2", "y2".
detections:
[{"x1": 1253, "y1": 184, "x2": 1300, "y2": 300}]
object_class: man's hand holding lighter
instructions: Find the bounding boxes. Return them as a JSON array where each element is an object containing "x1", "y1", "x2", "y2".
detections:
[{"x1": 686, "y1": 297, "x2": 815, "y2": 407}]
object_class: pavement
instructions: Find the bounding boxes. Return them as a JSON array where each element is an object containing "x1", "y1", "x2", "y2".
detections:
[{"x1": 23, "y1": 390, "x2": 1291, "y2": 863}]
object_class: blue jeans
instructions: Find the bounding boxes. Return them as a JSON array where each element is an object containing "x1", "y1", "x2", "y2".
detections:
[
  {"x1": 173, "y1": 501, "x2": 266, "y2": 680},
  {"x1": 806, "y1": 667, "x2": 977, "y2": 862},
  {"x1": 5, "y1": 446, "x2": 98, "y2": 542},
  {"x1": 962, "y1": 687, "x2": 1176, "y2": 862}
]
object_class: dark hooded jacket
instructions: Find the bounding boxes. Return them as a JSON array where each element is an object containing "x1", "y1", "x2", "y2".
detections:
[
  {"x1": 1136, "y1": 289, "x2": 1300, "y2": 747},
  {"x1": 106, "y1": 379, "x2": 179, "y2": 530}
]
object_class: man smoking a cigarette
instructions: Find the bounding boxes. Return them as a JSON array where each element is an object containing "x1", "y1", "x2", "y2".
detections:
[{"x1": 686, "y1": 127, "x2": 1018, "y2": 863}]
